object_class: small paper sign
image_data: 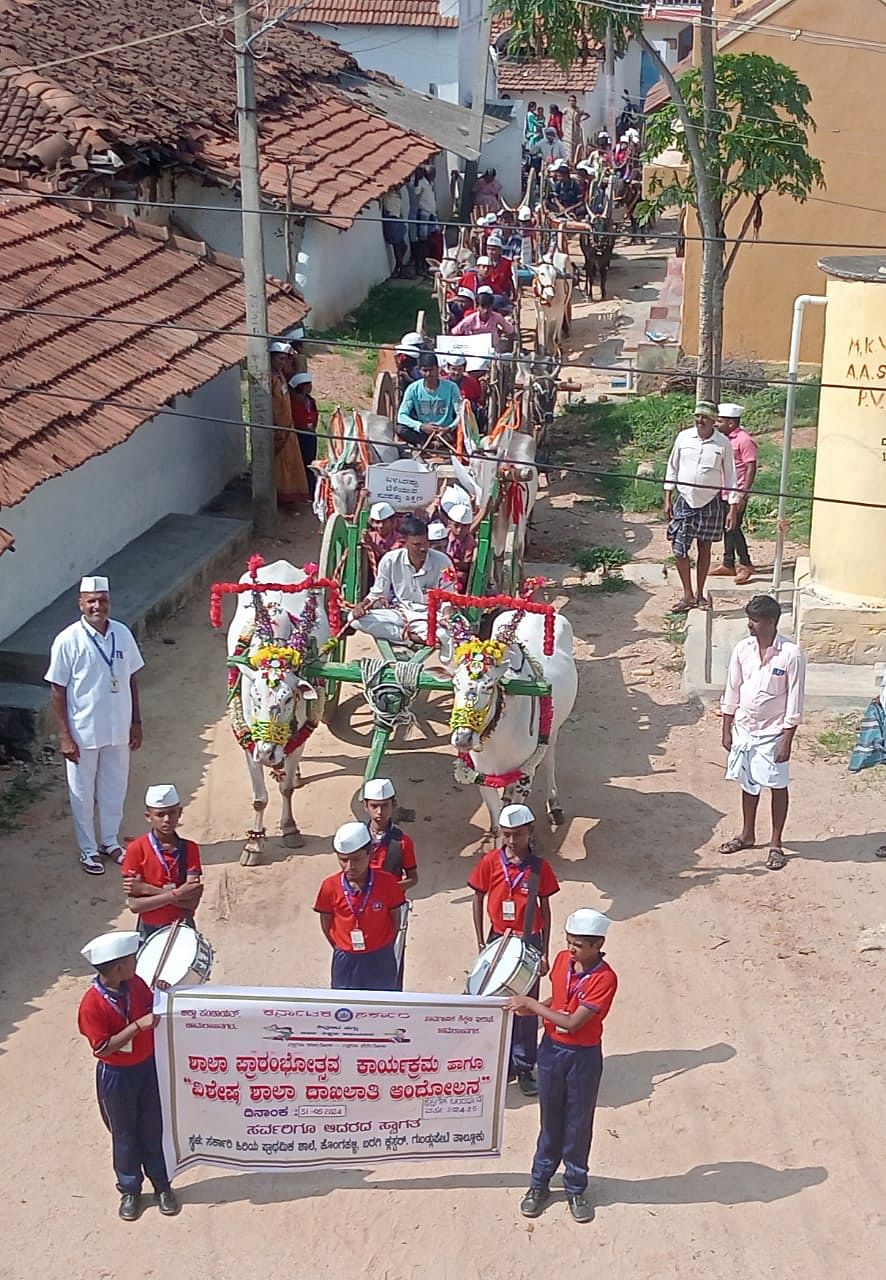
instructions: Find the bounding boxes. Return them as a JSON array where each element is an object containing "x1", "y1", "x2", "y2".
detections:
[{"x1": 367, "y1": 462, "x2": 438, "y2": 510}]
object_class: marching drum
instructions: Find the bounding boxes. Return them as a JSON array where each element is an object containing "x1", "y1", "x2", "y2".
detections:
[
  {"x1": 465, "y1": 934, "x2": 541, "y2": 998},
  {"x1": 136, "y1": 923, "x2": 214, "y2": 989}
]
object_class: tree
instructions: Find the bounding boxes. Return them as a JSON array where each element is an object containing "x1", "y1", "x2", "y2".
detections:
[{"x1": 496, "y1": 0, "x2": 823, "y2": 398}]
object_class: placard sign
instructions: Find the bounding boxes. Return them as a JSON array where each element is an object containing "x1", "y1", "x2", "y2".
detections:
[
  {"x1": 366, "y1": 462, "x2": 438, "y2": 510},
  {"x1": 154, "y1": 985, "x2": 512, "y2": 1175}
]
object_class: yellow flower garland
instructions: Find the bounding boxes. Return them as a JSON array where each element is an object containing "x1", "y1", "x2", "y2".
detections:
[
  {"x1": 250, "y1": 644, "x2": 303, "y2": 669},
  {"x1": 453, "y1": 639, "x2": 507, "y2": 667}
]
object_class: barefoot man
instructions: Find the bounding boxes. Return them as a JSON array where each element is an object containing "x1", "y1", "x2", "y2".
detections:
[
  {"x1": 664, "y1": 403, "x2": 740, "y2": 613},
  {"x1": 719, "y1": 594, "x2": 806, "y2": 871}
]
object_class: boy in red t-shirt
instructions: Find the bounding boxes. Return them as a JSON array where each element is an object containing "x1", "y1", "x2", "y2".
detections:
[
  {"x1": 122, "y1": 784, "x2": 202, "y2": 941},
  {"x1": 77, "y1": 930, "x2": 180, "y2": 1221},
  {"x1": 468, "y1": 803, "x2": 559, "y2": 1095},
  {"x1": 507, "y1": 908, "x2": 617, "y2": 1224},
  {"x1": 314, "y1": 821, "x2": 405, "y2": 991},
  {"x1": 362, "y1": 778, "x2": 418, "y2": 990}
]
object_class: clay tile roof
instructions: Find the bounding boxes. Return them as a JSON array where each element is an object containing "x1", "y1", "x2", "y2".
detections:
[
  {"x1": 491, "y1": 15, "x2": 602, "y2": 95},
  {"x1": 0, "y1": 1, "x2": 437, "y2": 223},
  {"x1": 0, "y1": 175, "x2": 308, "y2": 507},
  {"x1": 297, "y1": 0, "x2": 457, "y2": 28}
]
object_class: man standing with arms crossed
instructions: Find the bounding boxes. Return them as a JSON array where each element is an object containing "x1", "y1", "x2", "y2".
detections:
[
  {"x1": 710, "y1": 402, "x2": 758, "y2": 584},
  {"x1": 46, "y1": 576, "x2": 144, "y2": 875},
  {"x1": 719, "y1": 594, "x2": 806, "y2": 871},
  {"x1": 664, "y1": 402, "x2": 740, "y2": 613}
]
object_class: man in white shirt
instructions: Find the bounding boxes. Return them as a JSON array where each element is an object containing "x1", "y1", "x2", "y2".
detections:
[
  {"x1": 664, "y1": 402, "x2": 740, "y2": 613},
  {"x1": 534, "y1": 127, "x2": 567, "y2": 168},
  {"x1": 45, "y1": 576, "x2": 144, "y2": 875},
  {"x1": 350, "y1": 515, "x2": 454, "y2": 644}
]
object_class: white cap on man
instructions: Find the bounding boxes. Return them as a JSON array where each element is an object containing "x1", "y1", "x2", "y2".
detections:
[
  {"x1": 363, "y1": 777, "x2": 396, "y2": 801},
  {"x1": 718, "y1": 403, "x2": 744, "y2": 419},
  {"x1": 289, "y1": 372, "x2": 312, "y2": 389},
  {"x1": 565, "y1": 908, "x2": 612, "y2": 937},
  {"x1": 518, "y1": 206, "x2": 532, "y2": 221},
  {"x1": 445, "y1": 353, "x2": 467, "y2": 368},
  {"x1": 499, "y1": 803, "x2": 535, "y2": 828},
  {"x1": 552, "y1": 158, "x2": 568, "y2": 170},
  {"x1": 428, "y1": 521, "x2": 448, "y2": 542},
  {"x1": 370, "y1": 501, "x2": 396, "y2": 521},
  {"x1": 487, "y1": 233, "x2": 503, "y2": 248},
  {"x1": 447, "y1": 502, "x2": 472, "y2": 526},
  {"x1": 80, "y1": 575, "x2": 109, "y2": 593},
  {"x1": 145, "y1": 784, "x2": 180, "y2": 809},
  {"x1": 457, "y1": 287, "x2": 476, "y2": 302},
  {"x1": 476, "y1": 255, "x2": 492, "y2": 267},
  {"x1": 400, "y1": 329, "x2": 423, "y2": 348},
  {"x1": 333, "y1": 821, "x2": 372, "y2": 854},
  {"x1": 81, "y1": 931, "x2": 141, "y2": 967},
  {"x1": 269, "y1": 340, "x2": 292, "y2": 354},
  {"x1": 477, "y1": 285, "x2": 494, "y2": 299}
]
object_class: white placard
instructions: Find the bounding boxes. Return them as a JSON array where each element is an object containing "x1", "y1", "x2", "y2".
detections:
[
  {"x1": 366, "y1": 462, "x2": 439, "y2": 510},
  {"x1": 154, "y1": 985, "x2": 512, "y2": 1175}
]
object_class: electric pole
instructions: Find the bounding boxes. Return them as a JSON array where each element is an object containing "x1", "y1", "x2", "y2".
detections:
[
  {"x1": 604, "y1": 19, "x2": 616, "y2": 144},
  {"x1": 234, "y1": 0, "x2": 276, "y2": 536}
]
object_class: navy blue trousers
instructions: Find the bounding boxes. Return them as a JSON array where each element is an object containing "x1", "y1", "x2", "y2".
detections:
[
  {"x1": 489, "y1": 930, "x2": 542, "y2": 1074},
  {"x1": 331, "y1": 945, "x2": 398, "y2": 991},
  {"x1": 96, "y1": 1056, "x2": 169, "y2": 1195},
  {"x1": 530, "y1": 1035, "x2": 603, "y2": 1196}
]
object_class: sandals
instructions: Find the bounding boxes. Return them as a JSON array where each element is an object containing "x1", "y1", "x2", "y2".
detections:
[
  {"x1": 876, "y1": 846, "x2": 886, "y2": 859},
  {"x1": 100, "y1": 845, "x2": 125, "y2": 866},
  {"x1": 80, "y1": 851, "x2": 105, "y2": 876},
  {"x1": 766, "y1": 847, "x2": 788, "y2": 871},
  {"x1": 719, "y1": 837, "x2": 754, "y2": 855},
  {"x1": 669, "y1": 598, "x2": 695, "y2": 615}
]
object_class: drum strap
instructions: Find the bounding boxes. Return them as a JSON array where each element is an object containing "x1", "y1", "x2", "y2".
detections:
[{"x1": 521, "y1": 857, "x2": 542, "y2": 946}]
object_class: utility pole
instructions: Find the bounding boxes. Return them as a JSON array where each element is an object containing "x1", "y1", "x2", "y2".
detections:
[
  {"x1": 234, "y1": 0, "x2": 276, "y2": 536},
  {"x1": 459, "y1": 0, "x2": 493, "y2": 225},
  {"x1": 604, "y1": 19, "x2": 616, "y2": 143}
]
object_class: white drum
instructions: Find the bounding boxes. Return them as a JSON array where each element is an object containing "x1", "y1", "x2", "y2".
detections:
[
  {"x1": 465, "y1": 935, "x2": 541, "y2": 997},
  {"x1": 136, "y1": 924, "x2": 214, "y2": 989}
]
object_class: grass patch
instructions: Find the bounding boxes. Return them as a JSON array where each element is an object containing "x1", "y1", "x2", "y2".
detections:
[
  {"x1": 318, "y1": 282, "x2": 438, "y2": 347},
  {"x1": 0, "y1": 773, "x2": 44, "y2": 834},
  {"x1": 562, "y1": 386, "x2": 818, "y2": 543},
  {"x1": 815, "y1": 718, "x2": 858, "y2": 757}
]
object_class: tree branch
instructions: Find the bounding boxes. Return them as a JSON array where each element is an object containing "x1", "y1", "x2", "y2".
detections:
[{"x1": 723, "y1": 200, "x2": 760, "y2": 283}]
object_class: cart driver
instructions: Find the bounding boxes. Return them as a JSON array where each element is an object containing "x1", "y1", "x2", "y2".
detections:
[
  {"x1": 349, "y1": 515, "x2": 454, "y2": 645},
  {"x1": 396, "y1": 352, "x2": 461, "y2": 449}
]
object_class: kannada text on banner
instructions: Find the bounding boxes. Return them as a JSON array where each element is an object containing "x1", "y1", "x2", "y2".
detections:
[{"x1": 154, "y1": 985, "x2": 512, "y2": 1175}]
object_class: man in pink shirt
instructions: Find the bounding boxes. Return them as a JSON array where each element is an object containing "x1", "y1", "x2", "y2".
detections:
[
  {"x1": 711, "y1": 403, "x2": 758, "y2": 584},
  {"x1": 451, "y1": 286, "x2": 516, "y2": 351},
  {"x1": 719, "y1": 595, "x2": 806, "y2": 871}
]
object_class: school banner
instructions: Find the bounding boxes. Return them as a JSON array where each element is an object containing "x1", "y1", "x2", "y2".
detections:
[{"x1": 154, "y1": 985, "x2": 512, "y2": 1175}]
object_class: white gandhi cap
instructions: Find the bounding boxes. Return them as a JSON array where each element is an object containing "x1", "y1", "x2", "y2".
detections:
[
  {"x1": 363, "y1": 777, "x2": 395, "y2": 801},
  {"x1": 565, "y1": 908, "x2": 612, "y2": 937},
  {"x1": 269, "y1": 340, "x2": 292, "y2": 353},
  {"x1": 428, "y1": 521, "x2": 447, "y2": 541},
  {"x1": 499, "y1": 803, "x2": 535, "y2": 828},
  {"x1": 717, "y1": 403, "x2": 744, "y2": 418},
  {"x1": 289, "y1": 372, "x2": 312, "y2": 389},
  {"x1": 517, "y1": 206, "x2": 532, "y2": 221},
  {"x1": 145, "y1": 783, "x2": 180, "y2": 809},
  {"x1": 370, "y1": 502, "x2": 396, "y2": 521},
  {"x1": 80, "y1": 576, "x2": 109, "y2": 593},
  {"x1": 333, "y1": 821, "x2": 372, "y2": 854},
  {"x1": 81, "y1": 931, "x2": 140, "y2": 967},
  {"x1": 447, "y1": 503, "x2": 472, "y2": 525}
]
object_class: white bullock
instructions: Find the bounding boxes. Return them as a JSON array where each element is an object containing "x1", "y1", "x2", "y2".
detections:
[
  {"x1": 444, "y1": 610, "x2": 578, "y2": 833},
  {"x1": 530, "y1": 256, "x2": 573, "y2": 358},
  {"x1": 226, "y1": 560, "x2": 331, "y2": 865},
  {"x1": 312, "y1": 410, "x2": 400, "y2": 520}
]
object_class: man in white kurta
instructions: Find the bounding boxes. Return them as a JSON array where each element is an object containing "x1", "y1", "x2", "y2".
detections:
[
  {"x1": 45, "y1": 575, "x2": 144, "y2": 875},
  {"x1": 350, "y1": 517, "x2": 454, "y2": 644}
]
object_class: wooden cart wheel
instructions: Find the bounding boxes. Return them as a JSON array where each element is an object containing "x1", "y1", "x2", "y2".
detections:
[
  {"x1": 372, "y1": 370, "x2": 398, "y2": 421},
  {"x1": 504, "y1": 522, "x2": 524, "y2": 596},
  {"x1": 318, "y1": 512, "x2": 350, "y2": 725}
]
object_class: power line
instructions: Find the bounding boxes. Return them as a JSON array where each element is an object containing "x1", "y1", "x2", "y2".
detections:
[{"x1": 0, "y1": 373, "x2": 877, "y2": 516}]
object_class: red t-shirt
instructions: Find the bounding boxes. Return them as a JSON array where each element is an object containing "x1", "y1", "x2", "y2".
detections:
[
  {"x1": 122, "y1": 833, "x2": 202, "y2": 929},
  {"x1": 544, "y1": 950, "x2": 618, "y2": 1048},
  {"x1": 368, "y1": 827, "x2": 417, "y2": 881},
  {"x1": 77, "y1": 975, "x2": 155, "y2": 1066},
  {"x1": 467, "y1": 848, "x2": 559, "y2": 935},
  {"x1": 486, "y1": 258, "x2": 513, "y2": 297},
  {"x1": 314, "y1": 868, "x2": 405, "y2": 952}
]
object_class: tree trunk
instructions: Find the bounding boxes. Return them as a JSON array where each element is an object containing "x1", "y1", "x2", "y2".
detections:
[{"x1": 695, "y1": 0, "x2": 723, "y2": 402}]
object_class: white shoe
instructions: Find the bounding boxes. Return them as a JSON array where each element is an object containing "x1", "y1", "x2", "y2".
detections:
[{"x1": 79, "y1": 851, "x2": 105, "y2": 876}]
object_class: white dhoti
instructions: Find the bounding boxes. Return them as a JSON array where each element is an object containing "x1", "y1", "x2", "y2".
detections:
[
  {"x1": 351, "y1": 606, "x2": 430, "y2": 645},
  {"x1": 65, "y1": 744, "x2": 130, "y2": 853},
  {"x1": 726, "y1": 728, "x2": 789, "y2": 795}
]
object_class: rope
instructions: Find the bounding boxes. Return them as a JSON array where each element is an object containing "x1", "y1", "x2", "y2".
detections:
[{"x1": 358, "y1": 659, "x2": 423, "y2": 734}]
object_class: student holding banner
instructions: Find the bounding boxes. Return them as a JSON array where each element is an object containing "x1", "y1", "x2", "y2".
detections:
[
  {"x1": 507, "y1": 909, "x2": 617, "y2": 1224},
  {"x1": 315, "y1": 822, "x2": 406, "y2": 990},
  {"x1": 468, "y1": 804, "x2": 559, "y2": 1096}
]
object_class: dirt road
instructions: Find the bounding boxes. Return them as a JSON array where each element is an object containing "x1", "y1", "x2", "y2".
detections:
[{"x1": 3, "y1": 275, "x2": 886, "y2": 1279}]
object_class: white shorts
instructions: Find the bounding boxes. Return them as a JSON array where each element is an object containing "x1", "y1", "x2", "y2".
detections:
[{"x1": 726, "y1": 728, "x2": 790, "y2": 795}]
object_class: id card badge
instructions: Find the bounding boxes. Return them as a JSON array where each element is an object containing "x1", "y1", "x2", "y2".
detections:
[
  {"x1": 502, "y1": 899, "x2": 517, "y2": 921},
  {"x1": 110, "y1": 677, "x2": 120, "y2": 694},
  {"x1": 350, "y1": 929, "x2": 366, "y2": 951}
]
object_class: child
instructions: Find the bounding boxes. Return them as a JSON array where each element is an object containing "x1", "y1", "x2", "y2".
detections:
[
  {"x1": 444, "y1": 503, "x2": 476, "y2": 590},
  {"x1": 507, "y1": 908, "x2": 617, "y2": 1223},
  {"x1": 428, "y1": 519, "x2": 449, "y2": 552},
  {"x1": 362, "y1": 777, "x2": 418, "y2": 990},
  {"x1": 365, "y1": 502, "x2": 402, "y2": 577},
  {"x1": 122, "y1": 784, "x2": 202, "y2": 941},
  {"x1": 77, "y1": 930, "x2": 180, "y2": 1220}
]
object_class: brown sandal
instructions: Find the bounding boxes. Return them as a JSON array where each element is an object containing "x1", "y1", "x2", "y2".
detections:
[
  {"x1": 766, "y1": 847, "x2": 788, "y2": 871},
  {"x1": 719, "y1": 837, "x2": 754, "y2": 855}
]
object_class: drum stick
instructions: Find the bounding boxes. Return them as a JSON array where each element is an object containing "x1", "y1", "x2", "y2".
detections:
[
  {"x1": 475, "y1": 928, "x2": 514, "y2": 996},
  {"x1": 148, "y1": 918, "x2": 183, "y2": 988}
]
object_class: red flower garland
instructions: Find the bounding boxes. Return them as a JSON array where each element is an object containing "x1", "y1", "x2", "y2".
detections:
[
  {"x1": 427, "y1": 588, "x2": 556, "y2": 655},
  {"x1": 210, "y1": 573, "x2": 343, "y2": 633}
]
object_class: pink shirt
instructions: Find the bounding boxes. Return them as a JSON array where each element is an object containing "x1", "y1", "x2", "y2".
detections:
[
  {"x1": 721, "y1": 633, "x2": 806, "y2": 734},
  {"x1": 724, "y1": 426, "x2": 757, "y2": 496},
  {"x1": 451, "y1": 309, "x2": 515, "y2": 351}
]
